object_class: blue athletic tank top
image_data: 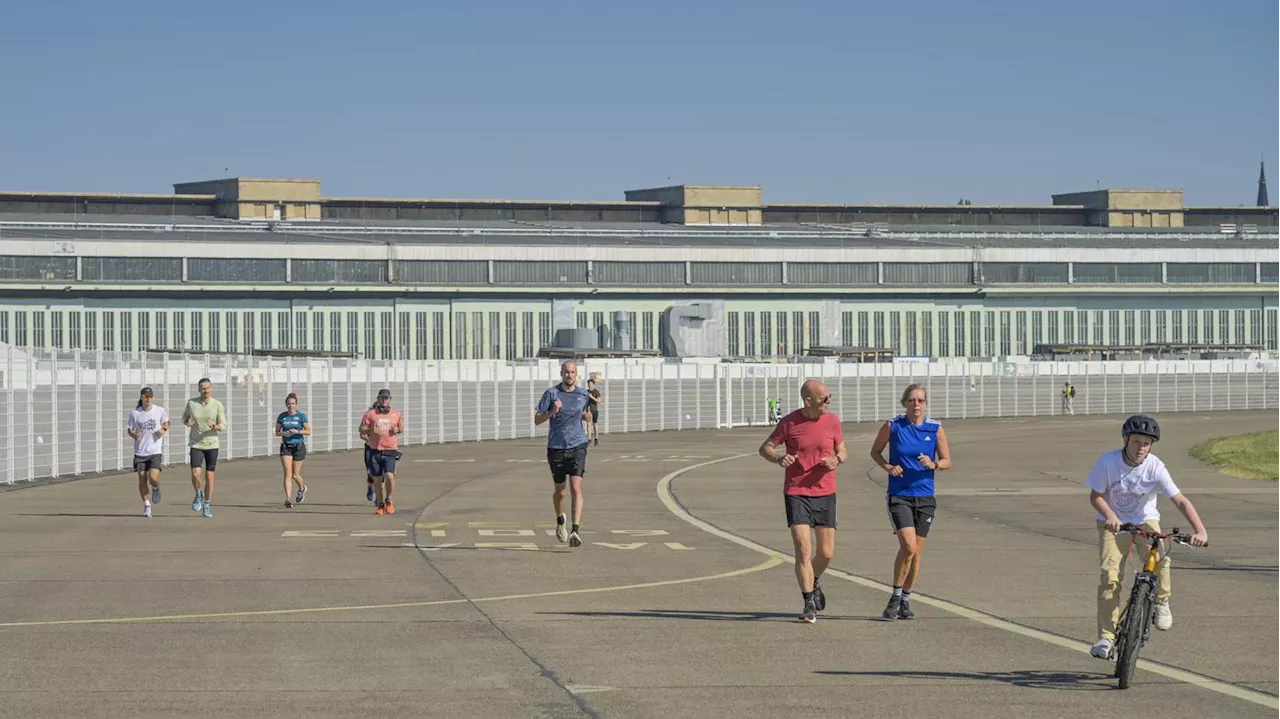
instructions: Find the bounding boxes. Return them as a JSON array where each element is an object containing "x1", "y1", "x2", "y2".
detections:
[{"x1": 887, "y1": 414, "x2": 940, "y2": 496}]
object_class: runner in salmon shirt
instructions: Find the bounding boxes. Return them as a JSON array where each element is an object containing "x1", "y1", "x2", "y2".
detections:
[
  {"x1": 360, "y1": 389, "x2": 404, "y2": 516},
  {"x1": 758, "y1": 379, "x2": 848, "y2": 624}
]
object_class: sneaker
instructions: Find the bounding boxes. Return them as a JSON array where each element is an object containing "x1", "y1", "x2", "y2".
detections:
[
  {"x1": 295, "y1": 486, "x2": 307, "y2": 504},
  {"x1": 375, "y1": 502, "x2": 385, "y2": 516},
  {"x1": 366, "y1": 484, "x2": 375, "y2": 503},
  {"x1": 150, "y1": 485, "x2": 161, "y2": 505},
  {"x1": 555, "y1": 515, "x2": 568, "y2": 543},
  {"x1": 1090, "y1": 638, "x2": 1114, "y2": 660},
  {"x1": 568, "y1": 531, "x2": 582, "y2": 548},
  {"x1": 898, "y1": 598, "x2": 915, "y2": 620},
  {"x1": 385, "y1": 499, "x2": 395, "y2": 515},
  {"x1": 1154, "y1": 599, "x2": 1172, "y2": 630},
  {"x1": 143, "y1": 504, "x2": 152, "y2": 518},
  {"x1": 284, "y1": 499, "x2": 293, "y2": 508},
  {"x1": 882, "y1": 594, "x2": 902, "y2": 620},
  {"x1": 812, "y1": 577, "x2": 826, "y2": 612},
  {"x1": 192, "y1": 490, "x2": 204, "y2": 512},
  {"x1": 799, "y1": 599, "x2": 817, "y2": 624},
  {"x1": 593, "y1": 438, "x2": 599, "y2": 446},
  {"x1": 201, "y1": 502, "x2": 212, "y2": 518}
]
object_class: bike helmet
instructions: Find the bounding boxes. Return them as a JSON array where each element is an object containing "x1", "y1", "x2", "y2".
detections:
[{"x1": 1121, "y1": 414, "x2": 1160, "y2": 442}]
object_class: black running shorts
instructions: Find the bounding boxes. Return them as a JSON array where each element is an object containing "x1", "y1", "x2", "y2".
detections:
[
  {"x1": 785, "y1": 493, "x2": 837, "y2": 529},
  {"x1": 886, "y1": 494, "x2": 937, "y2": 537},
  {"x1": 280, "y1": 442, "x2": 307, "y2": 461},
  {"x1": 133, "y1": 454, "x2": 163, "y2": 473},
  {"x1": 189, "y1": 447, "x2": 219, "y2": 471},
  {"x1": 546, "y1": 444, "x2": 588, "y2": 484}
]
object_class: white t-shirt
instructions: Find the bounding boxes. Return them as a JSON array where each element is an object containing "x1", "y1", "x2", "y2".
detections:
[
  {"x1": 128, "y1": 405, "x2": 169, "y2": 457},
  {"x1": 1086, "y1": 449, "x2": 1181, "y2": 525}
]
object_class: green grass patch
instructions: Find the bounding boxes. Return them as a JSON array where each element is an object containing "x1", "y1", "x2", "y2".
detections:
[{"x1": 1189, "y1": 430, "x2": 1279, "y2": 481}]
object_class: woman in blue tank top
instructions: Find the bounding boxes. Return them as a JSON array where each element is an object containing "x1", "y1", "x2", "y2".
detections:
[{"x1": 869, "y1": 383, "x2": 951, "y2": 621}]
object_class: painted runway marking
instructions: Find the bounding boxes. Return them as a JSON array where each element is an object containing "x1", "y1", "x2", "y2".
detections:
[
  {"x1": 657, "y1": 454, "x2": 1279, "y2": 711},
  {"x1": 0, "y1": 556, "x2": 781, "y2": 628}
]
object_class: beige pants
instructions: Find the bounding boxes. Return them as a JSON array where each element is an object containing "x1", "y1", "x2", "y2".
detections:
[{"x1": 1097, "y1": 520, "x2": 1171, "y2": 640}]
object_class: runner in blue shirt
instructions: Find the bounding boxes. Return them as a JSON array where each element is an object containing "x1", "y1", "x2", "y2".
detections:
[
  {"x1": 535, "y1": 360, "x2": 593, "y2": 547},
  {"x1": 275, "y1": 392, "x2": 311, "y2": 508}
]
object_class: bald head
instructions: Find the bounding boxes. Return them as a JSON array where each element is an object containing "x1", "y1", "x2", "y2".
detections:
[
  {"x1": 800, "y1": 379, "x2": 831, "y2": 417},
  {"x1": 559, "y1": 361, "x2": 579, "y2": 388}
]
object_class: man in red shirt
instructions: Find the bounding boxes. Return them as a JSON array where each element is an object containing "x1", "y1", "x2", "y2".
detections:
[
  {"x1": 360, "y1": 389, "x2": 404, "y2": 516},
  {"x1": 758, "y1": 379, "x2": 848, "y2": 624}
]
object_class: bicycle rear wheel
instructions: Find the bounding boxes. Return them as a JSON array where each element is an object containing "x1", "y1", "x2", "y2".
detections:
[{"x1": 1115, "y1": 582, "x2": 1152, "y2": 689}]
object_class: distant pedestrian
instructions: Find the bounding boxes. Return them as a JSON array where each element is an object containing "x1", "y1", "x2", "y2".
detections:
[
  {"x1": 275, "y1": 392, "x2": 311, "y2": 508},
  {"x1": 1062, "y1": 382, "x2": 1076, "y2": 415},
  {"x1": 182, "y1": 378, "x2": 226, "y2": 518},
  {"x1": 360, "y1": 389, "x2": 404, "y2": 516},
  {"x1": 127, "y1": 387, "x2": 170, "y2": 518}
]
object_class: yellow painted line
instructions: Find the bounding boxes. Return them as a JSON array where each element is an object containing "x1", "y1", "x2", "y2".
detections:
[
  {"x1": 0, "y1": 556, "x2": 781, "y2": 629},
  {"x1": 657, "y1": 454, "x2": 1279, "y2": 711}
]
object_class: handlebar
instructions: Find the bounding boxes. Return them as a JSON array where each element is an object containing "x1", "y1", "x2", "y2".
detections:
[{"x1": 1117, "y1": 523, "x2": 1206, "y2": 547}]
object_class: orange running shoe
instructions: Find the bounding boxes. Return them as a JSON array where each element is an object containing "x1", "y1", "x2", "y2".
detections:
[
  {"x1": 375, "y1": 503, "x2": 385, "y2": 516},
  {"x1": 385, "y1": 499, "x2": 395, "y2": 515}
]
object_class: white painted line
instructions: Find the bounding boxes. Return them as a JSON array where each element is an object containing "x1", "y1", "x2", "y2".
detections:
[{"x1": 657, "y1": 454, "x2": 1279, "y2": 711}]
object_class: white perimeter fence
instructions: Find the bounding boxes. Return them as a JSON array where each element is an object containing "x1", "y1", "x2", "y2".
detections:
[{"x1": 1, "y1": 345, "x2": 1276, "y2": 484}]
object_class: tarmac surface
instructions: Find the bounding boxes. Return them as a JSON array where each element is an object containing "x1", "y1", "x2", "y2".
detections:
[{"x1": 1, "y1": 411, "x2": 1276, "y2": 718}]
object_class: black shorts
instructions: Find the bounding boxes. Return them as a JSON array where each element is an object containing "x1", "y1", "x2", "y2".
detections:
[
  {"x1": 189, "y1": 447, "x2": 219, "y2": 471},
  {"x1": 280, "y1": 442, "x2": 307, "y2": 461},
  {"x1": 887, "y1": 494, "x2": 937, "y2": 537},
  {"x1": 586, "y1": 407, "x2": 599, "y2": 423},
  {"x1": 547, "y1": 444, "x2": 588, "y2": 484},
  {"x1": 785, "y1": 493, "x2": 837, "y2": 529},
  {"x1": 133, "y1": 454, "x2": 163, "y2": 473}
]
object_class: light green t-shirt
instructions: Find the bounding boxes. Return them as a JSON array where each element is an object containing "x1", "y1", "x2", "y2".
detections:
[{"x1": 182, "y1": 398, "x2": 227, "y2": 449}]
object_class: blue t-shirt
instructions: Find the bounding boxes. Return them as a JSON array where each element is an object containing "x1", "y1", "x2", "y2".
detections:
[
  {"x1": 277, "y1": 411, "x2": 309, "y2": 445},
  {"x1": 887, "y1": 414, "x2": 941, "y2": 497},
  {"x1": 536, "y1": 384, "x2": 590, "y2": 449}
]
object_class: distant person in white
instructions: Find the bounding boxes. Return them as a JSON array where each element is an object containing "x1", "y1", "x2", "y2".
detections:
[
  {"x1": 1086, "y1": 414, "x2": 1208, "y2": 660},
  {"x1": 127, "y1": 387, "x2": 171, "y2": 518}
]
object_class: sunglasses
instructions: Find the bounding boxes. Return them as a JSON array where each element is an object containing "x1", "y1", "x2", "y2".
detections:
[{"x1": 817, "y1": 395, "x2": 831, "y2": 405}]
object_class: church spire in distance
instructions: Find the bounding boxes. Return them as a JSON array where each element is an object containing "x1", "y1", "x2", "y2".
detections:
[{"x1": 1257, "y1": 159, "x2": 1269, "y2": 207}]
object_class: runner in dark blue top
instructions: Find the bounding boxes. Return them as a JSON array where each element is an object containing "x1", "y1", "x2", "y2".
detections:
[
  {"x1": 275, "y1": 392, "x2": 311, "y2": 508},
  {"x1": 535, "y1": 360, "x2": 593, "y2": 548},
  {"x1": 869, "y1": 383, "x2": 951, "y2": 620}
]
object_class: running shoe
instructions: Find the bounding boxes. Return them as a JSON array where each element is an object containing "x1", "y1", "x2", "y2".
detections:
[
  {"x1": 568, "y1": 531, "x2": 582, "y2": 548},
  {"x1": 555, "y1": 514, "x2": 568, "y2": 543},
  {"x1": 295, "y1": 485, "x2": 307, "y2": 504},
  {"x1": 143, "y1": 504, "x2": 152, "y2": 519},
  {"x1": 150, "y1": 485, "x2": 161, "y2": 505},
  {"x1": 192, "y1": 490, "x2": 204, "y2": 512},
  {"x1": 201, "y1": 502, "x2": 212, "y2": 518},
  {"x1": 284, "y1": 499, "x2": 294, "y2": 508},
  {"x1": 882, "y1": 595, "x2": 902, "y2": 620},
  {"x1": 812, "y1": 576, "x2": 826, "y2": 612},
  {"x1": 897, "y1": 598, "x2": 915, "y2": 620},
  {"x1": 375, "y1": 502, "x2": 385, "y2": 516},
  {"x1": 799, "y1": 599, "x2": 817, "y2": 624},
  {"x1": 385, "y1": 499, "x2": 395, "y2": 515},
  {"x1": 366, "y1": 483, "x2": 375, "y2": 503}
]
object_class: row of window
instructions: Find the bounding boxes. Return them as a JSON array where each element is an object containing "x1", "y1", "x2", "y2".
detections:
[
  {"x1": 3, "y1": 256, "x2": 1277, "y2": 286},
  {"x1": 1, "y1": 307, "x2": 1275, "y2": 359},
  {"x1": 0, "y1": 308, "x2": 664, "y2": 361},
  {"x1": 727, "y1": 308, "x2": 1279, "y2": 357}
]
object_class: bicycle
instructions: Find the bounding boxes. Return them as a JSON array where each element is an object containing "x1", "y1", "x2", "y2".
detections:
[{"x1": 1109, "y1": 523, "x2": 1206, "y2": 689}]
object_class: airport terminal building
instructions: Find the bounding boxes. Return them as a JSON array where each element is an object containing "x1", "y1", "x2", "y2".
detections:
[{"x1": 0, "y1": 177, "x2": 1276, "y2": 360}]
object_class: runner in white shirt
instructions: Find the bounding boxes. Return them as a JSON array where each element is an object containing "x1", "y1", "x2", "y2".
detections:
[
  {"x1": 1085, "y1": 414, "x2": 1208, "y2": 660},
  {"x1": 127, "y1": 387, "x2": 171, "y2": 518}
]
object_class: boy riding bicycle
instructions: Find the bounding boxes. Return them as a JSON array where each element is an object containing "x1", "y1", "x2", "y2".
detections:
[{"x1": 1086, "y1": 414, "x2": 1209, "y2": 660}]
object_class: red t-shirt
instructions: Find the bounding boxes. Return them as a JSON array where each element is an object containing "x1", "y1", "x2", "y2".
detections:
[{"x1": 767, "y1": 410, "x2": 844, "y2": 496}]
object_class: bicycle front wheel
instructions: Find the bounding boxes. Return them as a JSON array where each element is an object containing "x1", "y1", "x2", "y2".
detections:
[{"x1": 1115, "y1": 585, "x2": 1151, "y2": 689}]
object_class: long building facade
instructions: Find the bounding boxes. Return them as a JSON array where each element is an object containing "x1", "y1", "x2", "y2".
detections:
[{"x1": 0, "y1": 178, "x2": 1276, "y2": 360}]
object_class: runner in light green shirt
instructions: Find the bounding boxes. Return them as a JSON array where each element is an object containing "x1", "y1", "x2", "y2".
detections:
[{"x1": 181, "y1": 378, "x2": 227, "y2": 517}]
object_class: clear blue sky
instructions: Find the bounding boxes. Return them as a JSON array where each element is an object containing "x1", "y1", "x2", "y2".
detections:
[{"x1": 3, "y1": 0, "x2": 1276, "y2": 206}]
